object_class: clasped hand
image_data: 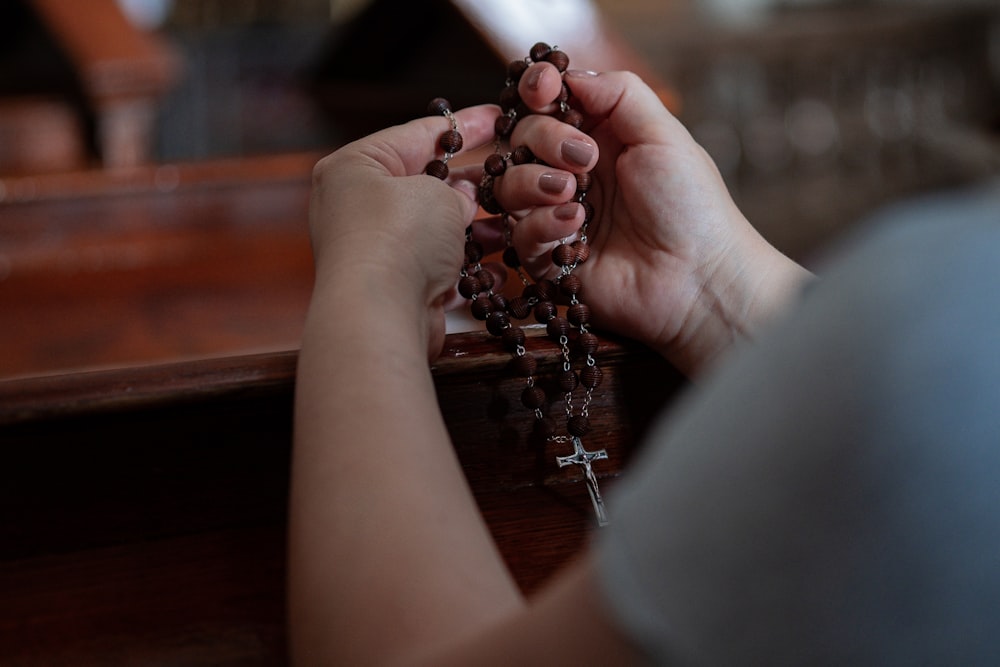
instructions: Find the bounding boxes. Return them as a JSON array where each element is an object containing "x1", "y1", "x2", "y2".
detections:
[{"x1": 309, "y1": 63, "x2": 811, "y2": 377}]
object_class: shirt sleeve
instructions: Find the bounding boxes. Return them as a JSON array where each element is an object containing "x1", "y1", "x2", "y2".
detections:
[{"x1": 594, "y1": 182, "x2": 1000, "y2": 665}]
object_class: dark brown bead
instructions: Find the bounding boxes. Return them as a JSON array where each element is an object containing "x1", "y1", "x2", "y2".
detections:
[
  {"x1": 534, "y1": 279, "x2": 558, "y2": 302},
  {"x1": 499, "y1": 84, "x2": 521, "y2": 113},
  {"x1": 557, "y1": 369, "x2": 579, "y2": 392},
  {"x1": 501, "y1": 325, "x2": 525, "y2": 351},
  {"x1": 547, "y1": 316, "x2": 570, "y2": 339},
  {"x1": 507, "y1": 296, "x2": 532, "y2": 320},
  {"x1": 534, "y1": 300, "x2": 556, "y2": 323},
  {"x1": 507, "y1": 59, "x2": 529, "y2": 81},
  {"x1": 484, "y1": 153, "x2": 507, "y2": 176},
  {"x1": 502, "y1": 246, "x2": 520, "y2": 269},
  {"x1": 546, "y1": 49, "x2": 570, "y2": 72},
  {"x1": 571, "y1": 240, "x2": 591, "y2": 264},
  {"x1": 533, "y1": 416, "x2": 557, "y2": 438},
  {"x1": 458, "y1": 275, "x2": 481, "y2": 299},
  {"x1": 464, "y1": 240, "x2": 483, "y2": 264},
  {"x1": 529, "y1": 42, "x2": 552, "y2": 62},
  {"x1": 561, "y1": 108, "x2": 584, "y2": 129},
  {"x1": 567, "y1": 415, "x2": 591, "y2": 437},
  {"x1": 577, "y1": 332, "x2": 599, "y2": 355},
  {"x1": 574, "y1": 171, "x2": 592, "y2": 194},
  {"x1": 425, "y1": 159, "x2": 448, "y2": 180},
  {"x1": 521, "y1": 385, "x2": 547, "y2": 409},
  {"x1": 552, "y1": 243, "x2": 577, "y2": 267},
  {"x1": 511, "y1": 145, "x2": 534, "y2": 165},
  {"x1": 478, "y1": 185, "x2": 503, "y2": 215},
  {"x1": 510, "y1": 353, "x2": 538, "y2": 377},
  {"x1": 427, "y1": 97, "x2": 451, "y2": 115},
  {"x1": 495, "y1": 114, "x2": 516, "y2": 138},
  {"x1": 580, "y1": 365, "x2": 603, "y2": 389},
  {"x1": 439, "y1": 129, "x2": 463, "y2": 154},
  {"x1": 567, "y1": 303, "x2": 590, "y2": 326},
  {"x1": 486, "y1": 310, "x2": 509, "y2": 336},
  {"x1": 490, "y1": 293, "x2": 508, "y2": 312},
  {"x1": 520, "y1": 284, "x2": 537, "y2": 301},
  {"x1": 470, "y1": 297, "x2": 492, "y2": 320},
  {"x1": 475, "y1": 269, "x2": 495, "y2": 292},
  {"x1": 581, "y1": 200, "x2": 595, "y2": 223},
  {"x1": 559, "y1": 273, "x2": 583, "y2": 296}
]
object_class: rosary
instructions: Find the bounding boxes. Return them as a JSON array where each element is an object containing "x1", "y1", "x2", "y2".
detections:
[{"x1": 424, "y1": 43, "x2": 609, "y2": 527}]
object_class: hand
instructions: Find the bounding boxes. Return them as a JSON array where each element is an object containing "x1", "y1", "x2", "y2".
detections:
[
  {"x1": 490, "y1": 66, "x2": 812, "y2": 376},
  {"x1": 308, "y1": 104, "x2": 500, "y2": 357}
]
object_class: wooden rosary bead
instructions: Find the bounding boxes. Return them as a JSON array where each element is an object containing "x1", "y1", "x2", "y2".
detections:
[
  {"x1": 534, "y1": 278, "x2": 558, "y2": 302},
  {"x1": 511, "y1": 145, "x2": 534, "y2": 165},
  {"x1": 559, "y1": 273, "x2": 583, "y2": 296},
  {"x1": 580, "y1": 364, "x2": 603, "y2": 389},
  {"x1": 577, "y1": 331, "x2": 599, "y2": 355},
  {"x1": 458, "y1": 275, "x2": 481, "y2": 299},
  {"x1": 557, "y1": 368, "x2": 579, "y2": 392},
  {"x1": 520, "y1": 283, "x2": 537, "y2": 301},
  {"x1": 552, "y1": 243, "x2": 577, "y2": 267},
  {"x1": 425, "y1": 159, "x2": 448, "y2": 180},
  {"x1": 510, "y1": 353, "x2": 538, "y2": 377},
  {"x1": 534, "y1": 300, "x2": 557, "y2": 323},
  {"x1": 521, "y1": 385, "x2": 547, "y2": 409},
  {"x1": 475, "y1": 268, "x2": 495, "y2": 292},
  {"x1": 499, "y1": 84, "x2": 520, "y2": 112},
  {"x1": 439, "y1": 129, "x2": 463, "y2": 154},
  {"x1": 486, "y1": 310, "x2": 509, "y2": 336},
  {"x1": 427, "y1": 97, "x2": 451, "y2": 115},
  {"x1": 567, "y1": 303, "x2": 590, "y2": 326},
  {"x1": 478, "y1": 182, "x2": 503, "y2": 215},
  {"x1": 470, "y1": 297, "x2": 493, "y2": 321},
  {"x1": 495, "y1": 114, "x2": 516, "y2": 138},
  {"x1": 574, "y1": 171, "x2": 592, "y2": 194},
  {"x1": 490, "y1": 293, "x2": 508, "y2": 312},
  {"x1": 501, "y1": 324, "x2": 526, "y2": 351},
  {"x1": 571, "y1": 239, "x2": 591, "y2": 264},
  {"x1": 547, "y1": 315, "x2": 570, "y2": 339},
  {"x1": 507, "y1": 296, "x2": 533, "y2": 320},
  {"x1": 582, "y1": 200, "x2": 595, "y2": 223},
  {"x1": 529, "y1": 42, "x2": 552, "y2": 62},
  {"x1": 507, "y1": 59, "x2": 529, "y2": 81},
  {"x1": 464, "y1": 240, "x2": 483, "y2": 264},
  {"x1": 567, "y1": 415, "x2": 591, "y2": 437},
  {"x1": 484, "y1": 153, "x2": 507, "y2": 176},
  {"x1": 502, "y1": 246, "x2": 521, "y2": 269},
  {"x1": 546, "y1": 49, "x2": 570, "y2": 72},
  {"x1": 561, "y1": 108, "x2": 584, "y2": 129}
]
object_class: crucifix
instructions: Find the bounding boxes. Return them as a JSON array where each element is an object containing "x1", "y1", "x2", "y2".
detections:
[{"x1": 556, "y1": 437, "x2": 609, "y2": 527}]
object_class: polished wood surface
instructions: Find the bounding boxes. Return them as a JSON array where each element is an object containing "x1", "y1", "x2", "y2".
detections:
[{"x1": 0, "y1": 333, "x2": 683, "y2": 665}]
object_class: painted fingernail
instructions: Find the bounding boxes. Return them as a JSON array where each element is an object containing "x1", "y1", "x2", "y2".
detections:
[
  {"x1": 561, "y1": 139, "x2": 594, "y2": 167},
  {"x1": 539, "y1": 172, "x2": 570, "y2": 194},
  {"x1": 524, "y1": 64, "x2": 544, "y2": 90},
  {"x1": 566, "y1": 69, "x2": 599, "y2": 78},
  {"x1": 554, "y1": 203, "x2": 580, "y2": 220}
]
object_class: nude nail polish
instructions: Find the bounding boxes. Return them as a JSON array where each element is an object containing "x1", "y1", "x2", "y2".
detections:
[
  {"x1": 539, "y1": 172, "x2": 569, "y2": 194},
  {"x1": 561, "y1": 139, "x2": 594, "y2": 167}
]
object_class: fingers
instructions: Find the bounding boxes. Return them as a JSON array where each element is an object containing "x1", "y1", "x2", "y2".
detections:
[
  {"x1": 344, "y1": 103, "x2": 501, "y2": 178},
  {"x1": 517, "y1": 62, "x2": 565, "y2": 114},
  {"x1": 562, "y1": 70, "x2": 682, "y2": 146}
]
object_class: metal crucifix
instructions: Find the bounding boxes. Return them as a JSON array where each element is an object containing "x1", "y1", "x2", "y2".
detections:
[{"x1": 556, "y1": 437, "x2": 609, "y2": 527}]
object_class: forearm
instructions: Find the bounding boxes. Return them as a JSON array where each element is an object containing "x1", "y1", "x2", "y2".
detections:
[{"x1": 288, "y1": 273, "x2": 523, "y2": 665}]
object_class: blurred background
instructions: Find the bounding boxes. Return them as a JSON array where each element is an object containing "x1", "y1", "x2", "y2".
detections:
[{"x1": 0, "y1": 0, "x2": 998, "y2": 376}]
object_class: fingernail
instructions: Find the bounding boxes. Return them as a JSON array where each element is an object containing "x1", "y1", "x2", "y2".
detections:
[
  {"x1": 554, "y1": 203, "x2": 580, "y2": 220},
  {"x1": 561, "y1": 139, "x2": 594, "y2": 167},
  {"x1": 524, "y1": 64, "x2": 544, "y2": 90},
  {"x1": 539, "y1": 172, "x2": 570, "y2": 194},
  {"x1": 566, "y1": 69, "x2": 599, "y2": 78}
]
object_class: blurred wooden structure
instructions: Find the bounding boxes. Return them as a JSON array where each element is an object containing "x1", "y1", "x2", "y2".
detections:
[{"x1": 0, "y1": 0, "x2": 179, "y2": 173}]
